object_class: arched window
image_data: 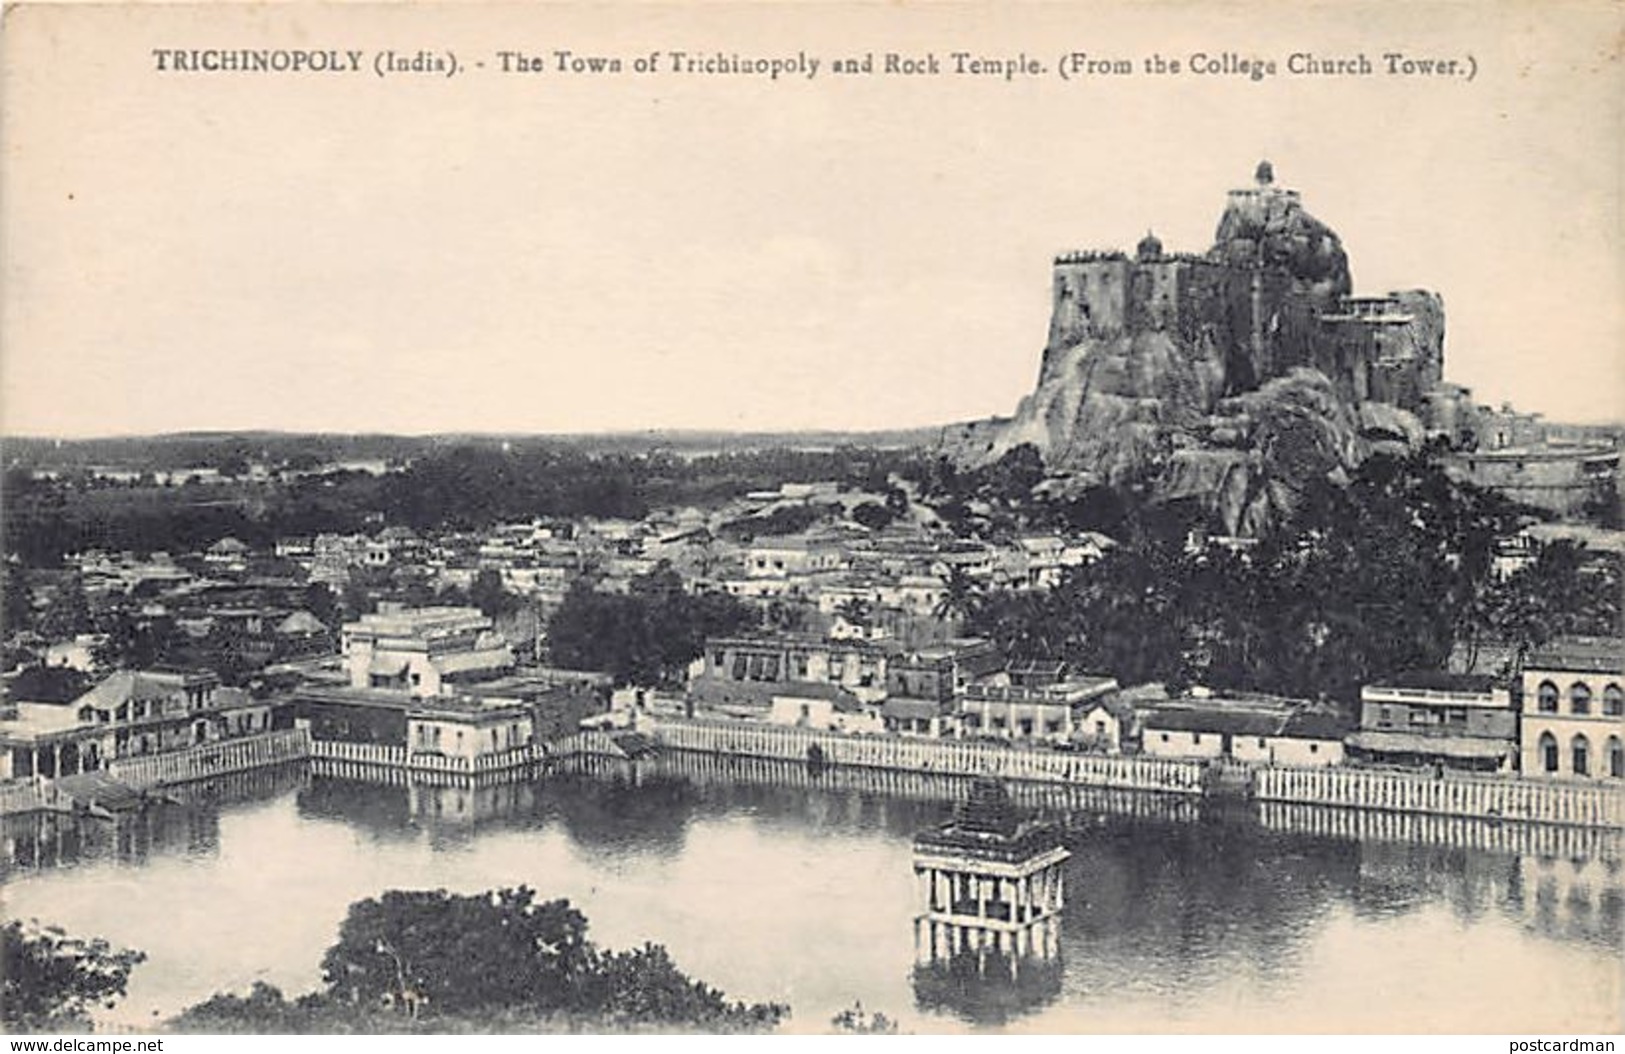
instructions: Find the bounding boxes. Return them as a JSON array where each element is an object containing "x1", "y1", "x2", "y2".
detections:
[
  {"x1": 1610, "y1": 736, "x2": 1624, "y2": 780},
  {"x1": 1571, "y1": 734, "x2": 1590, "y2": 777},
  {"x1": 1570, "y1": 682, "x2": 1592, "y2": 716},
  {"x1": 1604, "y1": 684, "x2": 1623, "y2": 717},
  {"x1": 1540, "y1": 731, "x2": 1559, "y2": 774},
  {"x1": 1537, "y1": 681, "x2": 1559, "y2": 713}
]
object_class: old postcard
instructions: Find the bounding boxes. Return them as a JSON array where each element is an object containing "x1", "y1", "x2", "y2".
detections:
[{"x1": 1, "y1": 0, "x2": 1621, "y2": 1041}]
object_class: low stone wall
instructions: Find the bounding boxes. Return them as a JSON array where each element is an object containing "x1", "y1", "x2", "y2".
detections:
[
  {"x1": 307, "y1": 738, "x2": 545, "y2": 782},
  {"x1": 1256, "y1": 799, "x2": 1620, "y2": 859},
  {"x1": 105, "y1": 728, "x2": 311, "y2": 791},
  {"x1": 1254, "y1": 764, "x2": 1623, "y2": 828},
  {"x1": 644, "y1": 718, "x2": 1622, "y2": 829},
  {"x1": 645, "y1": 717, "x2": 1206, "y2": 795},
  {"x1": 0, "y1": 778, "x2": 77, "y2": 817},
  {"x1": 555, "y1": 748, "x2": 1204, "y2": 825},
  {"x1": 545, "y1": 730, "x2": 628, "y2": 760}
]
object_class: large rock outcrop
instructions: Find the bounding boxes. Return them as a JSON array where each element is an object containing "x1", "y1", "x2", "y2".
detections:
[{"x1": 942, "y1": 163, "x2": 1446, "y2": 533}]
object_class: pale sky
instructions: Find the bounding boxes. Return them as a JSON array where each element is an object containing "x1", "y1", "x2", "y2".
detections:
[{"x1": 3, "y1": 1, "x2": 1622, "y2": 437}]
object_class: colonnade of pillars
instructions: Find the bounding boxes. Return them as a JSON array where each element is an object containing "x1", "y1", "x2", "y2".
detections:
[
  {"x1": 914, "y1": 912, "x2": 1062, "y2": 965},
  {"x1": 916, "y1": 859, "x2": 1066, "y2": 923},
  {"x1": 912, "y1": 855, "x2": 1067, "y2": 968},
  {"x1": 9, "y1": 741, "x2": 99, "y2": 780}
]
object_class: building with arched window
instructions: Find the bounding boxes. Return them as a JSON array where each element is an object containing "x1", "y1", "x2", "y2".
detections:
[
  {"x1": 1536, "y1": 731, "x2": 1560, "y2": 775},
  {"x1": 1520, "y1": 638, "x2": 1624, "y2": 780}
]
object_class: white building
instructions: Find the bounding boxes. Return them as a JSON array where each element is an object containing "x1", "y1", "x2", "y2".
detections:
[
  {"x1": 1520, "y1": 638, "x2": 1624, "y2": 780},
  {"x1": 342, "y1": 604, "x2": 514, "y2": 699}
]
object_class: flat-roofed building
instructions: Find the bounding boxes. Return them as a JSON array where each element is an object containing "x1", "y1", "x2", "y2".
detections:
[
  {"x1": 691, "y1": 633, "x2": 898, "y2": 710},
  {"x1": 407, "y1": 697, "x2": 535, "y2": 761},
  {"x1": 886, "y1": 639, "x2": 1003, "y2": 703},
  {"x1": 341, "y1": 604, "x2": 514, "y2": 698},
  {"x1": 960, "y1": 677, "x2": 1120, "y2": 743},
  {"x1": 1349, "y1": 671, "x2": 1517, "y2": 773}
]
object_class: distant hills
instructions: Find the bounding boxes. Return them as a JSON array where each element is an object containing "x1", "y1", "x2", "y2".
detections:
[{"x1": 2, "y1": 427, "x2": 946, "y2": 473}]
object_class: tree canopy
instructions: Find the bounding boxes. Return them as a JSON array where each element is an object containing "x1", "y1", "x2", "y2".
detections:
[
  {"x1": 966, "y1": 451, "x2": 1612, "y2": 705},
  {"x1": 1, "y1": 921, "x2": 146, "y2": 1032},
  {"x1": 321, "y1": 887, "x2": 591, "y2": 1013},
  {"x1": 546, "y1": 565, "x2": 752, "y2": 687},
  {"x1": 177, "y1": 887, "x2": 786, "y2": 1033}
]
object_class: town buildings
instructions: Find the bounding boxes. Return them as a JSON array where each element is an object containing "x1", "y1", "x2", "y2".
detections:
[
  {"x1": 341, "y1": 605, "x2": 515, "y2": 698},
  {"x1": 1520, "y1": 638, "x2": 1624, "y2": 780},
  {"x1": 1139, "y1": 693, "x2": 1349, "y2": 767},
  {"x1": 1348, "y1": 672, "x2": 1519, "y2": 773},
  {"x1": 960, "y1": 678, "x2": 1120, "y2": 744},
  {"x1": 1, "y1": 668, "x2": 287, "y2": 779}
]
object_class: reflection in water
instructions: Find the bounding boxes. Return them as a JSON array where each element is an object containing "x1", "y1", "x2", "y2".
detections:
[
  {"x1": 0, "y1": 753, "x2": 1619, "y2": 1033},
  {"x1": 1517, "y1": 853, "x2": 1625, "y2": 948},
  {"x1": 912, "y1": 951, "x2": 1065, "y2": 1028},
  {"x1": 1, "y1": 763, "x2": 308, "y2": 876},
  {"x1": 909, "y1": 778, "x2": 1070, "y2": 1025},
  {"x1": 544, "y1": 773, "x2": 697, "y2": 858}
]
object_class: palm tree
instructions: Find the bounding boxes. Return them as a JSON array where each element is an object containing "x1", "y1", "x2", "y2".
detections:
[
  {"x1": 835, "y1": 597, "x2": 873, "y2": 631},
  {"x1": 932, "y1": 566, "x2": 982, "y2": 623}
]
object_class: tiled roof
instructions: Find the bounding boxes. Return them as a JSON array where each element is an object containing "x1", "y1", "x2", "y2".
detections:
[
  {"x1": 430, "y1": 646, "x2": 515, "y2": 676},
  {"x1": 1381, "y1": 670, "x2": 1501, "y2": 693},
  {"x1": 75, "y1": 670, "x2": 212, "y2": 711},
  {"x1": 1280, "y1": 710, "x2": 1354, "y2": 740},
  {"x1": 1142, "y1": 705, "x2": 1286, "y2": 738},
  {"x1": 770, "y1": 682, "x2": 863, "y2": 708},
  {"x1": 882, "y1": 697, "x2": 950, "y2": 721},
  {"x1": 1346, "y1": 730, "x2": 1511, "y2": 760},
  {"x1": 1526, "y1": 638, "x2": 1623, "y2": 677}
]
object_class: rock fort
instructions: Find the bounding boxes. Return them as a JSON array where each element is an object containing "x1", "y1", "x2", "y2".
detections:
[{"x1": 940, "y1": 162, "x2": 1579, "y2": 533}]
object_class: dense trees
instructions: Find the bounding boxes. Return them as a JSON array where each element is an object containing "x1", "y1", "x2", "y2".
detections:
[
  {"x1": 575, "y1": 942, "x2": 786, "y2": 1030},
  {"x1": 547, "y1": 565, "x2": 752, "y2": 687},
  {"x1": 467, "y1": 569, "x2": 521, "y2": 619},
  {"x1": 1, "y1": 921, "x2": 146, "y2": 1032},
  {"x1": 91, "y1": 613, "x2": 181, "y2": 671},
  {"x1": 177, "y1": 888, "x2": 786, "y2": 1033},
  {"x1": 322, "y1": 888, "x2": 591, "y2": 1013},
  {"x1": 14, "y1": 891, "x2": 787, "y2": 1034},
  {"x1": 1456, "y1": 539, "x2": 1623, "y2": 673},
  {"x1": 6, "y1": 664, "x2": 91, "y2": 703},
  {"x1": 967, "y1": 452, "x2": 1614, "y2": 706},
  {"x1": 3, "y1": 565, "x2": 34, "y2": 635}
]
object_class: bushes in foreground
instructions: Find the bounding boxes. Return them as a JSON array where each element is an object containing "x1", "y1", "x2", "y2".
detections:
[{"x1": 174, "y1": 886, "x2": 786, "y2": 1034}]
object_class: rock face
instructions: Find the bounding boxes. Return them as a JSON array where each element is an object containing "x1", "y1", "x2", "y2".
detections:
[{"x1": 942, "y1": 164, "x2": 1446, "y2": 533}]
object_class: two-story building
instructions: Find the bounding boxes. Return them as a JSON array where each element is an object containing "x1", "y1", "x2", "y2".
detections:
[
  {"x1": 885, "y1": 639, "x2": 1004, "y2": 703},
  {"x1": 73, "y1": 669, "x2": 281, "y2": 760},
  {"x1": 744, "y1": 539, "x2": 846, "y2": 579},
  {"x1": 295, "y1": 684, "x2": 542, "y2": 760},
  {"x1": 690, "y1": 633, "x2": 899, "y2": 711},
  {"x1": 2, "y1": 668, "x2": 285, "y2": 779},
  {"x1": 1348, "y1": 672, "x2": 1519, "y2": 773},
  {"x1": 406, "y1": 697, "x2": 535, "y2": 761},
  {"x1": 1520, "y1": 638, "x2": 1624, "y2": 780},
  {"x1": 341, "y1": 604, "x2": 515, "y2": 698},
  {"x1": 959, "y1": 677, "x2": 1120, "y2": 743}
]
